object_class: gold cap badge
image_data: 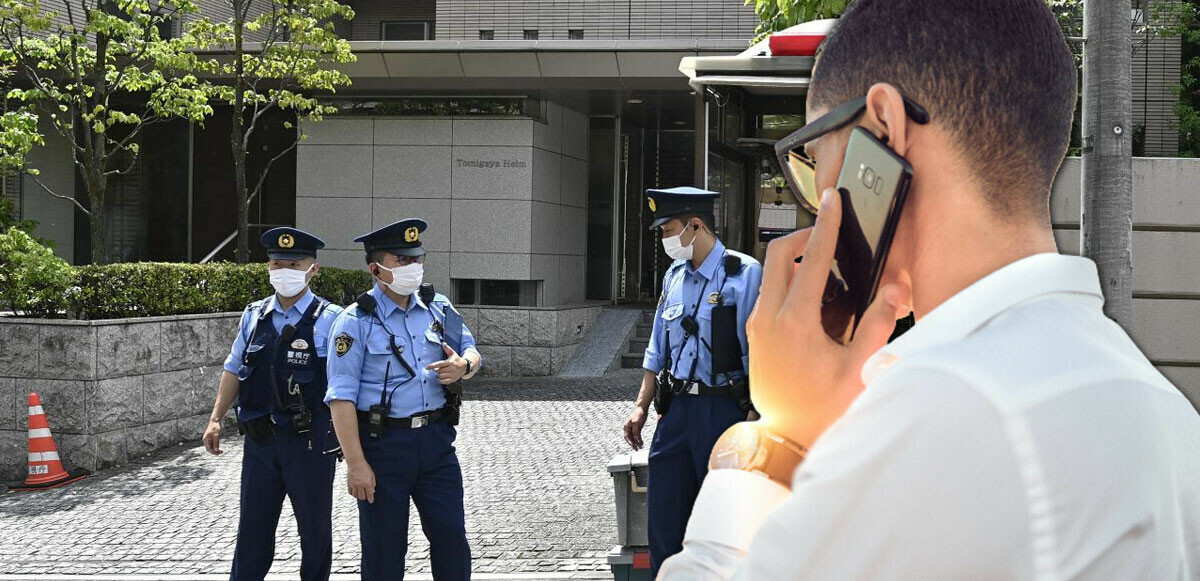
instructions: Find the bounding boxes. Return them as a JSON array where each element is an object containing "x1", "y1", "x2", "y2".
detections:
[
  {"x1": 278, "y1": 233, "x2": 295, "y2": 249},
  {"x1": 404, "y1": 227, "x2": 420, "y2": 243},
  {"x1": 647, "y1": 197, "x2": 657, "y2": 212}
]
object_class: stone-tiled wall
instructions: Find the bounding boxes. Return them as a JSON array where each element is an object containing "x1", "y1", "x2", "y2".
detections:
[
  {"x1": 0, "y1": 303, "x2": 604, "y2": 480},
  {"x1": 0, "y1": 313, "x2": 240, "y2": 481},
  {"x1": 295, "y1": 103, "x2": 589, "y2": 307},
  {"x1": 461, "y1": 304, "x2": 604, "y2": 377}
]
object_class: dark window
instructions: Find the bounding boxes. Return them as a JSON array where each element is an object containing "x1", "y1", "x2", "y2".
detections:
[
  {"x1": 324, "y1": 96, "x2": 536, "y2": 117},
  {"x1": 523, "y1": 29, "x2": 538, "y2": 40},
  {"x1": 2, "y1": 172, "x2": 21, "y2": 220},
  {"x1": 568, "y1": 29, "x2": 584, "y2": 40},
  {"x1": 453, "y1": 279, "x2": 540, "y2": 306},
  {"x1": 382, "y1": 21, "x2": 431, "y2": 41},
  {"x1": 479, "y1": 29, "x2": 494, "y2": 40},
  {"x1": 155, "y1": 17, "x2": 178, "y2": 39}
]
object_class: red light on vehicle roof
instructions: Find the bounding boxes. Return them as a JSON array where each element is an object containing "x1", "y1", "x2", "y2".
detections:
[{"x1": 769, "y1": 33, "x2": 826, "y2": 56}]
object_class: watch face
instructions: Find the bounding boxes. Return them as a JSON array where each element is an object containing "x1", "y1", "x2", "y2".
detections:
[{"x1": 710, "y1": 422, "x2": 764, "y2": 470}]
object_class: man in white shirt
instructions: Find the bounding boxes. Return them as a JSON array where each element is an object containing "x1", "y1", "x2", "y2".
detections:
[{"x1": 659, "y1": 0, "x2": 1200, "y2": 579}]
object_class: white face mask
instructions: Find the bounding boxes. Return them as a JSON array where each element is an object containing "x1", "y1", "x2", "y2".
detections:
[
  {"x1": 661, "y1": 223, "x2": 697, "y2": 261},
  {"x1": 376, "y1": 262, "x2": 424, "y2": 296},
  {"x1": 269, "y1": 264, "x2": 313, "y2": 298}
]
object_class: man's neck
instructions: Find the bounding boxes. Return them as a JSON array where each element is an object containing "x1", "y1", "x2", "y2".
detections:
[
  {"x1": 689, "y1": 231, "x2": 717, "y2": 270},
  {"x1": 379, "y1": 283, "x2": 411, "y2": 310},
  {"x1": 275, "y1": 288, "x2": 308, "y2": 311},
  {"x1": 909, "y1": 217, "x2": 1057, "y2": 320}
]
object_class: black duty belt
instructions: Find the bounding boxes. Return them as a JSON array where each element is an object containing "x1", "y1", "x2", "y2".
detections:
[
  {"x1": 665, "y1": 374, "x2": 731, "y2": 396},
  {"x1": 238, "y1": 415, "x2": 275, "y2": 438},
  {"x1": 357, "y1": 406, "x2": 454, "y2": 429}
]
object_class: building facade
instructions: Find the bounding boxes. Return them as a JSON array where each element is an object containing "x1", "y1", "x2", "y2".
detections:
[{"x1": 9, "y1": 0, "x2": 1187, "y2": 309}]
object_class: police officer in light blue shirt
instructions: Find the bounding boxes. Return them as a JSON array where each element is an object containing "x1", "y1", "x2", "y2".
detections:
[
  {"x1": 325, "y1": 218, "x2": 482, "y2": 581},
  {"x1": 620, "y1": 187, "x2": 763, "y2": 576},
  {"x1": 203, "y1": 227, "x2": 343, "y2": 581}
]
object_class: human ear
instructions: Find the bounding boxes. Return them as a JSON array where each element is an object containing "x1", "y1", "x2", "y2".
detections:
[{"x1": 863, "y1": 83, "x2": 911, "y2": 157}]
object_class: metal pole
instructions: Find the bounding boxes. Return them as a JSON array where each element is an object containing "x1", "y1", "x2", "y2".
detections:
[{"x1": 1081, "y1": 0, "x2": 1134, "y2": 329}]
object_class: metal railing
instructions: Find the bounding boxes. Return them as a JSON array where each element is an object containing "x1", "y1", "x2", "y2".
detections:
[{"x1": 199, "y1": 224, "x2": 286, "y2": 263}]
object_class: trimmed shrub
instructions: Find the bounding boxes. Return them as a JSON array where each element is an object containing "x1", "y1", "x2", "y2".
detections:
[
  {"x1": 64, "y1": 262, "x2": 371, "y2": 320},
  {"x1": 0, "y1": 227, "x2": 73, "y2": 317}
]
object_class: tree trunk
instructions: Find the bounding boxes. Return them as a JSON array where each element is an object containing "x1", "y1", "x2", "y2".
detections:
[
  {"x1": 89, "y1": 184, "x2": 107, "y2": 265},
  {"x1": 1081, "y1": 0, "x2": 1133, "y2": 329},
  {"x1": 233, "y1": 136, "x2": 249, "y2": 263},
  {"x1": 232, "y1": 0, "x2": 250, "y2": 263}
]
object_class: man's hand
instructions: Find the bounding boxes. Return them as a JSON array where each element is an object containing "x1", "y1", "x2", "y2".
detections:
[
  {"x1": 426, "y1": 343, "x2": 468, "y2": 385},
  {"x1": 347, "y1": 459, "x2": 377, "y2": 503},
  {"x1": 748, "y1": 188, "x2": 910, "y2": 449},
  {"x1": 623, "y1": 405, "x2": 649, "y2": 450},
  {"x1": 202, "y1": 420, "x2": 222, "y2": 455}
]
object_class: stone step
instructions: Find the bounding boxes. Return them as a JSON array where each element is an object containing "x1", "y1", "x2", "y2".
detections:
[
  {"x1": 635, "y1": 323, "x2": 653, "y2": 339},
  {"x1": 627, "y1": 338, "x2": 649, "y2": 354},
  {"x1": 640, "y1": 310, "x2": 655, "y2": 324},
  {"x1": 621, "y1": 353, "x2": 645, "y2": 369}
]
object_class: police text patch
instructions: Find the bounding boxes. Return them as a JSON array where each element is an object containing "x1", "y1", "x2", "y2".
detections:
[{"x1": 334, "y1": 333, "x2": 353, "y2": 357}]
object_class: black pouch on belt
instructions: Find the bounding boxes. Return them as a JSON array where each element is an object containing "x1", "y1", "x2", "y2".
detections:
[
  {"x1": 653, "y1": 370, "x2": 675, "y2": 416},
  {"x1": 442, "y1": 381, "x2": 463, "y2": 426}
]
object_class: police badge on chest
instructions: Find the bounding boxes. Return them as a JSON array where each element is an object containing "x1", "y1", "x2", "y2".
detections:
[{"x1": 285, "y1": 338, "x2": 313, "y2": 367}]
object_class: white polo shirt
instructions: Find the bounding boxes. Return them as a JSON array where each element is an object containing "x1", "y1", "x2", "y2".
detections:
[{"x1": 660, "y1": 253, "x2": 1200, "y2": 580}]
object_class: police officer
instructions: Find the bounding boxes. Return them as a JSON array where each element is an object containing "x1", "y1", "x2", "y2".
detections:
[
  {"x1": 621, "y1": 187, "x2": 763, "y2": 575},
  {"x1": 202, "y1": 227, "x2": 343, "y2": 581},
  {"x1": 325, "y1": 218, "x2": 482, "y2": 581}
]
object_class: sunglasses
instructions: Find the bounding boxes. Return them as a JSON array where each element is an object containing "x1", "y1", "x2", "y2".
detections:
[{"x1": 774, "y1": 95, "x2": 930, "y2": 213}]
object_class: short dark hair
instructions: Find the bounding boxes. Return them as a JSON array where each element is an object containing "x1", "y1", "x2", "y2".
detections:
[
  {"x1": 810, "y1": 0, "x2": 1077, "y2": 218},
  {"x1": 365, "y1": 249, "x2": 390, "y2": 265},
  {"x1": 676, "y1": 213, "x2": 715, "y2": 231}
]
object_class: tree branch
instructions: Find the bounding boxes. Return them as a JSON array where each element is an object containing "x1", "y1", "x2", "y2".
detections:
[
  {"x1": 28, "y1": 171, "x2": 91, "y2": 215},
  {"x1": 246, "y1": 129, "x2": 299, "y2": 204}
]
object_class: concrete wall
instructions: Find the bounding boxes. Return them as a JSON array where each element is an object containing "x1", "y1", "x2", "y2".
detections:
[
  {"x1": 461, "y1": 304, "x2": 604, "y2": 376},
  {"x1": 21, "y1": 117, "x2": 76, "y2": 264},
  {"x1": 1049, "y1": 157, "x2": 1200, "y2": 407},
  {"x1": 0, "y1": 302, "x2": 602, "y2": 479},
  {"x1": 435, "y1": 0, "x2": 758, "y2": 40},
  {"x1": 0, "y1": 313, "x2": 239, "y2": 481},
  {"x1": 296, "y1": 102, "x2": 589, "y2": 306}
]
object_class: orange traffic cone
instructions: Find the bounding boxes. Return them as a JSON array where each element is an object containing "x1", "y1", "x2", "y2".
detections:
[{"x1": 8, "y1": 393, "x2": 89, "y2": 491}]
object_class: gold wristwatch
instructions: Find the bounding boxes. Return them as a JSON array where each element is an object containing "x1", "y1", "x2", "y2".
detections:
[{"x1": 708, "y1": 422, "x2": 808, "y2": 489}]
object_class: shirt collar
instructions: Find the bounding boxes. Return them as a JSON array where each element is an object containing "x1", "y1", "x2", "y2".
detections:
[
  {"x1": 267, "y1": 288, "x2": 313, "y2": 316},
  {"x1": 688, "y1": 239, "x2": 726, "y2": 281},
  {"x1": 861, "y1": 253, "x2": 1104, "y2": 385},
  {"x1": 369, "y1": 284, "x2": 426, "y2": 317}
]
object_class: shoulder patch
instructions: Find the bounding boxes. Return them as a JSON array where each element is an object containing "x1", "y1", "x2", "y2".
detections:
[{"x1": 334, "y1": 332, "x2": 353, "y2": 357}]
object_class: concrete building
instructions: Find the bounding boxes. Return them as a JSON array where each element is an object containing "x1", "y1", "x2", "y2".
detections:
[{"x1": 6, "y1": 1, "x2": 1192, "y2": 375}]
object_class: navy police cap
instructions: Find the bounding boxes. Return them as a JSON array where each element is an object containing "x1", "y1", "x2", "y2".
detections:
[
  {"x1": 354, "y1": 218, "x2": 428, "y2": 257},
  {"x1": 645, "y1": 186, "x2": 720, "y2": 230},
  {"x1": 260, "y1": 227, "x2": 324, "y2": 260}
]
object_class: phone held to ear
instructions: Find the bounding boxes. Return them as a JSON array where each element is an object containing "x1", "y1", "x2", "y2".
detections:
[{"x1": 821, "y1": 126, "x2": 913, "y2": 343}]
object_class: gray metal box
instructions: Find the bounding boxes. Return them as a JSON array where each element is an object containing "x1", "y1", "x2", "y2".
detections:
[
  {"x1": 607, "y1": 450, "x2": 650, "y2": 547},
  {"x1": 606, "y1": 545, "x2": 653, "y2": 581}
]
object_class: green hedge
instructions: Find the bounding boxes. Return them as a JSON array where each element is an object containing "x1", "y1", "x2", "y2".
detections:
[
  {"x1": 0, "y1": 256, "x2": 372, "y2": 320},
  {"x1": 0, "y1": 228, "x2": 75, "y2": 317}
]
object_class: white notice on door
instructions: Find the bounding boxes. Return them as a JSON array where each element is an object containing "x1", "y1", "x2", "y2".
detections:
[{"x1": 758, "y1": 203, "x2": 799, "y2": 230}]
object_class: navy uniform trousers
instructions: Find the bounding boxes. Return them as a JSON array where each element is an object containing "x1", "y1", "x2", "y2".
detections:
[
  {"x1": 358, "y1": 421, "x2": 470, "y2": 581},
  {"x1": 647, "y1": 393, "x2": 744, "y2": 576},
  {"x1": 231, "y1": 407, "x2": 336, "y2": 581}
]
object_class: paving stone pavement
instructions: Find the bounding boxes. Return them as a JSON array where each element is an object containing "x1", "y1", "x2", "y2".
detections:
[{"x1": 0, "y1": 370, "x2": 656, "y2": 578}]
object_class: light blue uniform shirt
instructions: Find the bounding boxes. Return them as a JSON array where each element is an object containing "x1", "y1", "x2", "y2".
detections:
[
  {"x1": 642, "y1": 239, "x2": 763, "y2": 386},
  {"x1": 223, "y1": 289, "x2": 342, "y2": 374},
  {"x1": 324, "y1": 285, "x2": 479, "y2": 418}
]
